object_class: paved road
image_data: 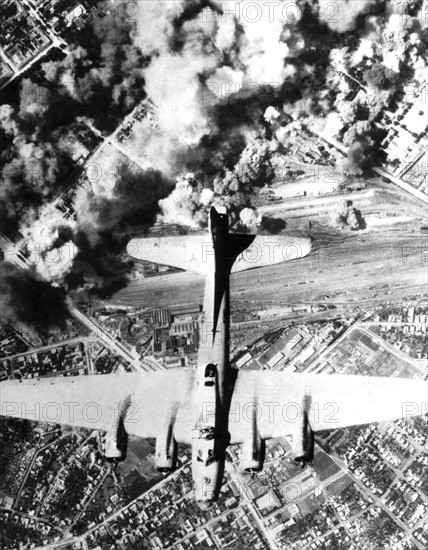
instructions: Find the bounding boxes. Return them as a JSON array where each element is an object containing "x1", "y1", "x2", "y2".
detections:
[
  {"x1": 13, "y1": 434, "x2": 69, "y2": 509},
  {"x1": 227, "y1": 463, "x2": 280, "y2": 550},
  {"x1": 0, "y1": 507, "x2": 64, "y2": 534},
  {"x1": 317, "y1": 131, "x2": 428, "y2": 206},
  {"x1": 0, "y1": 337, "x2": 85, "y2": 362},
  {"x1": 67, "y1": 302, "x2": 161, "y2": 372},
  {"x1": 0, "y1": 232, "x2": 29, "y2": 269},
  {"x1": 329, "y1": 454, "x2": 425, "y2": 550}
]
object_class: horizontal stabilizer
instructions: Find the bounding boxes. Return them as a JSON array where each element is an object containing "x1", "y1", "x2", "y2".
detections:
[{"x1": 127, "y1": 234, "x2": 311, "y2": 274}]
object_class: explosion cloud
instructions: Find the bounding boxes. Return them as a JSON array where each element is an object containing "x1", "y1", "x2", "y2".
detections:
[{"x1": 20, "y1": 206, "x2": 78, "y2": 286}]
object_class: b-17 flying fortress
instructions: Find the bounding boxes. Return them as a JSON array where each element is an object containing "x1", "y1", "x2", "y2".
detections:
[{"x1": 0, "y1": 1, "x2": 428, "y2": 549}]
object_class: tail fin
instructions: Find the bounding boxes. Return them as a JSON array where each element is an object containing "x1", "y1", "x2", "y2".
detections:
[{"x1": 127, "y1": 233, "x2": 311, "y2": 274}]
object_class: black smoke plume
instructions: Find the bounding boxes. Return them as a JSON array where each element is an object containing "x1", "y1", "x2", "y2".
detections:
[{"x1": 0, "y1": 263, "x2": 69, "y2": 332}]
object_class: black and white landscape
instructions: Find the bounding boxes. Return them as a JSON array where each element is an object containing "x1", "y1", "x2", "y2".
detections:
[{"x1": 0, "y1": 1, "x2": 427, "y2": 549}]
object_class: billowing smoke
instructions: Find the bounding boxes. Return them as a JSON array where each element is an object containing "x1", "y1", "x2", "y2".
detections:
[
  {"x1": 160, "y1": 134, "x2": 275, "y2": 227},
  {"x1": 239, "y1": 207, "x2": 258, "y2": 228},
  {"x1": 0, "y1": 263, "x2": 69, "y2": 332},
  {"x1": 75, "y1": 162, "x2": 170, "y2": 240},
  {"x1": 19, "y1": 160, "x2": 172, "y2": 293},
  {"x1": 0, "y1": 3, "x2": 165, "y2": 306},
  {"x1": 160, "y1": 174, "x2": 208, "y2": 227},
  {"x1": 259, "y1": 215, "x2": 287, "y2": 234},
  {"x1": 272, "y1": 3, "x2": 424, "y2": 128},
  {"x1": 132, "y1": 0, "x2": 424, "y2": 227},
  {"x1": 0, "y1": 83, "x2": 75, "y2": 234},
  {"x1": 315, "y1": 0, "x2": 378, "y2": 33},
  {"x1": 20, "y1": 207, "x2": 78, "y2": 286},
  {"x1": 133, "y1": 0, "x2": 306, "y2": 173},
  {"x1": 1, "y1": 0, "x2": 426, "y2": 326},
  {"x1": 41, "y1": 4, "x2": 146, "y2": 133},
  {"x1": 332, "y1": 200, "x2": 366, "y2": 230}
]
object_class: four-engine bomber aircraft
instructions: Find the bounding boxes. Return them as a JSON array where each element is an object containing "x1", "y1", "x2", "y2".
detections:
[{"x1": 0, "y1": 206, "x2": 427, "y2": 508}]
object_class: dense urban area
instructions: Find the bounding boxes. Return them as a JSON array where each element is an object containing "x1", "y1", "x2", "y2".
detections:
[{"x1": 0, "y1": 1, "x2": 427, "y2": 549}]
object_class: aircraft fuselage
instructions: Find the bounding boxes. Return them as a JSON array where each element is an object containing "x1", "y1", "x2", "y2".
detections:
[{"x1": 191, "y1": 207, "x2": 236, "y2": 508}]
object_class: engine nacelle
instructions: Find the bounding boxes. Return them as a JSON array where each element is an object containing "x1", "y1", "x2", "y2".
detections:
[
  {"x1": 240, "y1": 436, "x2": 266, "y2": 473},
  {"x1": 155, "y1": 424, "x2": 177, "y2": 472},
  {"x1": 290, "y1": 411, "x2": 314, "y2": 465},
  {"x1": 102, "y1": 417, "x2": 128, "y2": 461}
]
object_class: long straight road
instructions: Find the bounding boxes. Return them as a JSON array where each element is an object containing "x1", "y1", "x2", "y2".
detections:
[
  {"x1": 67, "y1": 302, "x2": 163, "y2": 372},
  {"x1": 0, "y1": 337, "x2": 85, "y2": 362},
  {"x1": 67, "y1": 303, "x2": 143, "y2": 370}
]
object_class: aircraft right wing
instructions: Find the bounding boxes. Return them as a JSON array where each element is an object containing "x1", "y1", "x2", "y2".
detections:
[{"x1": 228, "y1": 371, "x2": 428, "y2": 444}]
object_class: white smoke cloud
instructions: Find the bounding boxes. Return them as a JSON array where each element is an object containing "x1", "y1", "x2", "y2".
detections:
[
  {"x1": 318, "y1": 0, "x2": 377, "y2": 33},
  {"x1": 240, "y1": 207, "x2": 258, "y2": 227},
  {"x1": 20, "y1": 206, "x2": 78, "y2": 286},
  {"x1": 264, "y1": 106, "x2": 281, "y2": 123},
  {"x1": 0, "y1": 104, "x2": 18, "y2": 136},
  {"x1": 319, "y1": 112, "x2": 344, "y2": 139},
  {"x1": 133, "y1": 0, "x2": 305, "y2": 173},
  {"x1": 352, "y1": 38, "x2": 374, "y2": 64},
  {"x1": 83, "y1": 144, "x2": 124, "y2": 200},
  {"x1": 200, "y1": 188, "x2": 214, "y2": 205},
  {"x1": 207, "y1": 66, "x2": 245, "y2": 100},
  {"x1": 237, "y1": 1, "x2": 292, "y2": 83},
  {"x1": 159, "y1": 174, "x2": 202, "y2": 227},
  {"x1": 133, "y1": 1, "x2": 186, "y2": 56},
  {"x1": 214, "y1": 16, "x2": 236, "y2": 51},
  {"x1": 143, "y1": 52, "x2": 219, "y2": 148}
]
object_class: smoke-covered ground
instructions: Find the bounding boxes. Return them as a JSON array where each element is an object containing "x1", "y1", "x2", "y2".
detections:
[
  {"x1": 0, "y1": 262, "x2": 69, "y2": 333},
  {"x1": 0, "y1": 0, "x2": 427, "y2": 332}
]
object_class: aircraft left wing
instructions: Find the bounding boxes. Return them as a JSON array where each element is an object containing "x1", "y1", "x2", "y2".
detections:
[
  {"x1": 0, "y1": 371, "x2": 195, "y2": 442},
  {"x1": 228, "y1": 371, "x2": 428, "y2": 444}
]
